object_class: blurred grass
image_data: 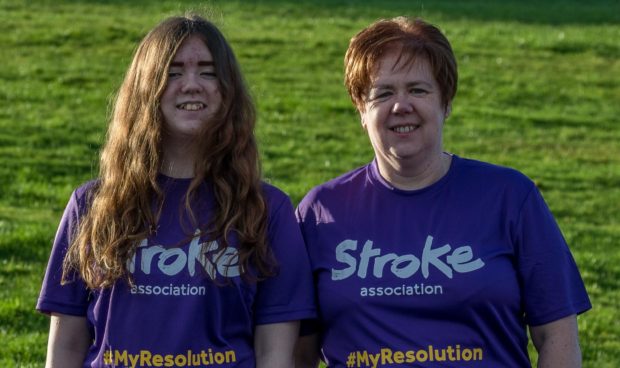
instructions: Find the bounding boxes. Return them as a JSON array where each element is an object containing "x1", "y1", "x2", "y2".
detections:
[{"x1": 1, "y1": 0, "x2": 618, "y2": 366}]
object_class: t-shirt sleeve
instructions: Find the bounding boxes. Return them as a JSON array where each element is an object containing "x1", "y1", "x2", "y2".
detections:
[
  {"x1": 253, "y1": 194, "x2": 317, "y2": 325},
  {"x1": 515, "y1": 186, "x2": 592, "y2": 326},
  {"x1": 36, "y1": 190, "x2": 90, "y2": 316}
]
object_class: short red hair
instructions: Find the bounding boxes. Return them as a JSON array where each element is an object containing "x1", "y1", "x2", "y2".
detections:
[{"x1": 344, "y1": 17, "x2": 458, "y2": 110}]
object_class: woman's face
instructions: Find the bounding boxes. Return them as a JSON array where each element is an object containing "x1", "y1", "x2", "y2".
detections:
[
  {"x1": 360, "y1": 49, "x2": 449, "y2": 172},
  {"x1": 160, "y1": 35, "x2": 222, "y2": 145}
]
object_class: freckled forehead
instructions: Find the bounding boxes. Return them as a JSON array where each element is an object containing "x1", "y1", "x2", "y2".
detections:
[{"x1": 172, "y1": 35, "x2": 214, "y2": 63}]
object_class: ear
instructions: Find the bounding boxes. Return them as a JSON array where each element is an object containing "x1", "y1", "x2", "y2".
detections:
[
  {"x1": 358, "y1": 106, "x2": 368, "y2": 130},
  {"x1": 444, "y1": 103, "x2": 452, "y2": 119}
]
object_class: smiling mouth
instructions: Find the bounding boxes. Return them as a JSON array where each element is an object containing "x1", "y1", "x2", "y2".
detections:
[
  {"x1": 177, "y1": 103, "x2": 206, "y2": 111},
  {"x1": 391, "y1": 125, "x2": 419, "y2": 133}
]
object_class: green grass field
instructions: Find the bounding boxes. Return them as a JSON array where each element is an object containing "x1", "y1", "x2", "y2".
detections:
[{"x1": 1, "y1": 0, "x2": 618, "y2": 366}]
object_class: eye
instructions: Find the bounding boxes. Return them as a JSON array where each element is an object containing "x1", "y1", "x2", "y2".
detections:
[
  {"x1": 167, "y1": 69, "x2": 182, "y2": 78},
  {"x1": 410, "y1": 88, "x2": 428, "y2": 95},
  {"x1": 369, "y1": 91, "x2": 392, "y2": 101},
  {"x1": 200, "y1": 67, "x2": 217, "y2": 79}
]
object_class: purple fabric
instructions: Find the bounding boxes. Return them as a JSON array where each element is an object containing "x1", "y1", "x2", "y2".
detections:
[
  {"x1": 38, "y1": 176, "x2": 316, "y2": 368},
  {"x1": 297, "y1": 155, "x2": 591, "y2": 367}
]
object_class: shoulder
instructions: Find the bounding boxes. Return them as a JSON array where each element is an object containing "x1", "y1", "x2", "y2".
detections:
[
  {"x1": 296, "y1": 164, "x2": 369, "y2": 222},
  {"x1": 453, "y1": 155, "x2": 536, "y2": 194},
  {"x1": 73, "y1": 179, "x2": 99, "y2": 200},
  {"x1": 65, "y1": 179, "x2": 100, "y2": 215},
  {"x1": 261, "y1": 181, "x2": 290, "y2": 202},
  {"x1": 299, "y1": 164, "x2": 369, "y2": 207},
  {"x1": 260, "y1": 181, "x2": 295, "y2": 215}
]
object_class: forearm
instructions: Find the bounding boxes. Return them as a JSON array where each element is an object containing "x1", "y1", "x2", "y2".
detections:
[
  {"x1": 255, "y1": 354, "x2": 295, "y2": 368},
  {"x1": 45, "y1": 313, "x2": 90, "y2": 368},
  {"x1": 46, "y1": 345, "x2": 89, "y2": 368},
  {"x1": 530, "y1": 315, "x2": 582, "y2": 368},
  {"x1": 255, "y1": 321, "x2": 299, "y2": 368},
  {"x1": 536, "y1": 345, "x2": 581, "y2": 368}
]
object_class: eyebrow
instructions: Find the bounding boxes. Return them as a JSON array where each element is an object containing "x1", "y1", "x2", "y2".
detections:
[
  {"x1": 169, "y1": 61, "x2": 215, "y2": 67},
  {"x1": 371, "y1": 80, "x2": 433, "y2": 90}
]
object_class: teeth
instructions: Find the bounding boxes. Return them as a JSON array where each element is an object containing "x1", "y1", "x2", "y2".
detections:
[
  {"x1": 393, "y1": 125, "x2": 416, "y2": 133},
  {"x1": 178, "y1": 103, "x2": 205, "y2": 111}
]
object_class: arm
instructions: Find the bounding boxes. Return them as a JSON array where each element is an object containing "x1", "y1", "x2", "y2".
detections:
[
  {"x1": 529, "y1": 314, "x2": 582, "y2": 368},
  {"x1": 45, "y1": 313, "x2": 90, "y2": 368},
  {"x1": 295, "y1": 333, "x2": 321, "y2": 368},
  {"x1": 255, "y1": 321, "x2": 299, "y2": 368}
]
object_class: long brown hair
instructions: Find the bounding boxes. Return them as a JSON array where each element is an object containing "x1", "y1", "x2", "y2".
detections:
[{"x1": 63, "y1": 14, "x2": 271, "y2": 288}]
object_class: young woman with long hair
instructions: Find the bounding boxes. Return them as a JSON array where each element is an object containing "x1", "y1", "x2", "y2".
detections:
[{"x1": 38, "y1": 14, "x2": 315, "y2": 368}]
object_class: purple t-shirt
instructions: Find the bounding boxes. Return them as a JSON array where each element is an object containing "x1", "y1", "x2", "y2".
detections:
[
  {"x1": 296, "y1": 155, "x2": 591, "y2": 367},
  {"x1": 38, "y1": 176, "x2": 316, "y2": 368}
]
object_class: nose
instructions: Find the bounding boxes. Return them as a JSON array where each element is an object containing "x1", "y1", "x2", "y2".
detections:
[
  {"x1": 181, "y1": 73, "x2": 203, "y2": 94},
  {"x1": 392, "y1": 94, "x2": 414, "y2": 115}
]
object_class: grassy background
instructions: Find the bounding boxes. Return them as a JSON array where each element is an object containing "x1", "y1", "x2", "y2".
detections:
[{"x1": 1, "y1": 0, "x2": 618, "y2": 366}]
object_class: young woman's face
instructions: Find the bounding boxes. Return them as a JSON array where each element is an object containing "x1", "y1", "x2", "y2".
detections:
[{"x1": 160, "y1": 35, "x2": 222, "y2": 144}]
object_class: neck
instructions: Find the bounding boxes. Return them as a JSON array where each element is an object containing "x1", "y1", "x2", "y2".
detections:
[
  {"x1": 161, "y1": 140, "x2": 197, "y2": 179},
  {"x1": 376, "y1": 152, "x2": 451, "y2": 190}
]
